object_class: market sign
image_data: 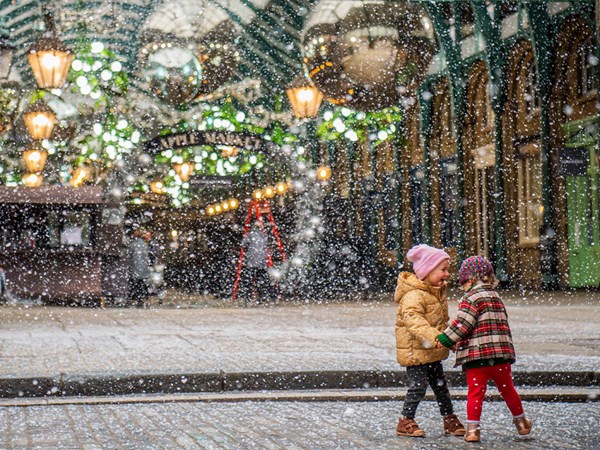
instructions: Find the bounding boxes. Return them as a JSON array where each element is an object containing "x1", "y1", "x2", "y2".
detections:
[
  {"x1": 144, "y1": 130, "x2": 265, "y2": 154},
  {"x1": 559, "y1": 147, "x2": 589, "y2": 176},
  {"x1": 190, "y1": 175, "x2": 235, "y2": 188}
]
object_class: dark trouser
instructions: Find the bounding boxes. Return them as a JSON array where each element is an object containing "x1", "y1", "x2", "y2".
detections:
[
  {"x1": 238, "y1": 267, "x2": 274, "y2": 302},
  {"x1": 402, "y1": 361, "x2": 454, "y2": 418},
  {"x1": 129, "y1": 278, "x2": 148, "y2": 307}
]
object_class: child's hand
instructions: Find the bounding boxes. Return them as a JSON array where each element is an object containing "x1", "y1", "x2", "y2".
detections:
[{"x1": 434, "y1": 337, "x2": 443, "y2": 349}]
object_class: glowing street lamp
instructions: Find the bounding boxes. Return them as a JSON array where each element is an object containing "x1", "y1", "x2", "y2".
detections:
[
  {"x1": 286, "y1": 76, "x2": 323, "y2": 119},
  {"x1": 23, "y1": 146, "x2": 48, "y2": 173},
  {"x1": 228, "y1": 198, "x2": 239, "y2": 209},
  {"x1": 252, "y1": 189, "x2": 263, "y2": 200},
  {"x1": 23, "y1": 100, "x2": 56, "y2": 140},
  {"x1": 27, "y1": 12, "x2": 73, "y2": 89}
]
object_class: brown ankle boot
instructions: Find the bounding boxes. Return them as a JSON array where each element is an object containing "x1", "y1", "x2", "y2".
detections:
[
  {"x1": 513, "y1": 416, "x2": 532, "y2": 435},
  {"x1": 444, "y1": 413, "x2": 466, "y2": 436},
  {"x1": 464, "y1": 422, "x2": 480, "y2": 442},
  {"x1": 396, "y1": 417, "x2": 425, "y2": 437}
]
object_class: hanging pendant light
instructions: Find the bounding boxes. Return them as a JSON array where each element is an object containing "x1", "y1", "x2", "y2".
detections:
[
  {"x1": 27, "y1": 11, "x2": 73, "y2": 89},
  {"x1": 23, "y1": 145, "x2": 48, "y2": 173},
  {"x1": 286, "y1": 76, "x2": 323, "y2": 119},
  {"x1": 0, "y1": 31, "x2": 16, "y2": 80},
  {"x1": 23, "y1": 100, "x2": 56, "y2": 140}
]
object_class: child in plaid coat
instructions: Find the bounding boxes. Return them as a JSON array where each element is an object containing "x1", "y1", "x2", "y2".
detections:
[{"x1": 436, "y1": 256, "x2": 532, "y2": 442}]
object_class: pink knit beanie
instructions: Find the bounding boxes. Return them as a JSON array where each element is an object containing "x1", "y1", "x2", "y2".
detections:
[{"x1": 406, "y1": 244, "x2": 450, "y2": 280}]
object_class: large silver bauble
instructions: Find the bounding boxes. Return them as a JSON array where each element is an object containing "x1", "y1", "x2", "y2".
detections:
[
  {"x1": 302, "y1": 0, "x2": 436, "y2": 111},
  {"x1": 195, "y1": 22, "x2": 240, "y2": 100},
  {"x1": 143, "y1": 47, "x2": 203, "y2": 105}
]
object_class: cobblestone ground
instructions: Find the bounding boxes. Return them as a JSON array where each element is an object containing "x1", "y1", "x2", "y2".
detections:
[{"x1": 0, "y1": 400, "x2": 597, "y2": 449}]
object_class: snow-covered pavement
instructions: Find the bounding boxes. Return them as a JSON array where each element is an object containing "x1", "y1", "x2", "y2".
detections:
[{"x1": 0, "y1": 289, "x2": 598, "y2": 378}]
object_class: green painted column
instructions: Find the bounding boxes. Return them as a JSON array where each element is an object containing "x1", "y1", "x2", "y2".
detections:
[
  {"x1": 393, "y1": 134, "x2": 405, "y2": 270},
  {"x1": 471, "y1": 1, "x2": 509, "y2": 281},
  {"x1": 419, "y1": 83, "x2": 433, "y2": 244},
  {"x1": 425, "y1": 2, "x2": 467, "y2": 261},
  {"x1": 527, "y1": 3, "x2": 559, "y2": 288}
]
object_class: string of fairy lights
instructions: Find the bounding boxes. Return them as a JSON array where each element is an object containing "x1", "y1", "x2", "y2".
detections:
[
  {"x1": 205, "y1": 180, "x2": 290, "y2": 216},
  {"x1": 204, "y1": 165, "x2": 331, "y2": 217}
]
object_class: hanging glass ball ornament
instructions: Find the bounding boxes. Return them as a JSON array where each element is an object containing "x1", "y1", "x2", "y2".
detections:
[
  {"x1": 143, "y1": 46, "x2": 203, "y2": 105},
  {"x1": 194, "y1": 23, "x2": 241, "y2": 100},
  {"x1": 301, "y1": 0, "x2": 436, "y2": 111}
]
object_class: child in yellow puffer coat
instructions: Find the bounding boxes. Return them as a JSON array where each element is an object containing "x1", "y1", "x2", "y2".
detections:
[{"x1": 394, "y1": 244, "x2": 465, "y2": 438}]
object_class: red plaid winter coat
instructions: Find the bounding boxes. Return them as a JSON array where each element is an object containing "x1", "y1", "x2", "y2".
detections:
[{"x1": 441, "y1": 283, "x2": 516, "y2": 368}]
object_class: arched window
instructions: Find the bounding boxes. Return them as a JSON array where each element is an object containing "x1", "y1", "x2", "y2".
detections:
[
  {"x1": 524, "y1": 58, "x2": 540, "y2": 116},
  {"x1": 517, "y1": 142, "x2": 543, "y2": 245},
  {"x1": 578, "y1": 36, "x2": 598, "y2": 95}
]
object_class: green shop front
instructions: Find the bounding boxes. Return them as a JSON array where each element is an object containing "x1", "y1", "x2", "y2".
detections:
[{"x1": 562, "y1": 117, "x2": 600, "y2": 288}]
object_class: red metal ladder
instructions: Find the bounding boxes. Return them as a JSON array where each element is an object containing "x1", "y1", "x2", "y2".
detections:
[{"x1": 231, "y1": 199, "x2": 287, "y2": 301}]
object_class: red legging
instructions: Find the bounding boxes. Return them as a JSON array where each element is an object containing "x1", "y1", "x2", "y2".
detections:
[{"x1": 466, "y1": 363, "x2": 524, "y2": 421}]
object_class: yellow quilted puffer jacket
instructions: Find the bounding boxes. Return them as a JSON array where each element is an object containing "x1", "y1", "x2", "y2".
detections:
[{"x1": 394, "y1": 272, "x2": 450, "y2": 367}]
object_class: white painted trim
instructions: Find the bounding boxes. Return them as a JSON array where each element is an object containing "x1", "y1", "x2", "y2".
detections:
[{"x1": 548, "y1": 3, "x2": 570, "y2": 16}]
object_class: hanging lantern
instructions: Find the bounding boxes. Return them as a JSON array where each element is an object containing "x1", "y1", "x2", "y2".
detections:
[
  {"x1": 173, "y1": 162, "x2": 194, "y2": 182},
  {"x1": 70, "y1": 165, "x2": 91, "y2": 187},
  {"x1": 150, "y1": 179, "x2": 165, "y2": 194},
  {"x1": 263, "y1": 185, "x2": 275, "y2": 198},
  {"x1": 0, "y1": 31, "x2": 16, "y2": 80},
  {"x1": 286, "y1": 76, "x2": 323, "y2": 119},
  {"x1": 316, "y1": 166, "x2": 332, "y2": 181},
  {"x1": 23, "y1": 100, "x2": 56, "y2": 140},
  {"x1": 23, "y1": 172, "x2": 43, "y2": 187},
  {"x1": 27, "y1": 12, "x2": 73, "y2": 90},
  {"x1": 22, "y1": 146, "x2": 48, "y2": 173}
]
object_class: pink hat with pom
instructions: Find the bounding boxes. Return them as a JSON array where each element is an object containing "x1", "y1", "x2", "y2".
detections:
[{"x1": 406, "y1": 244, "x2": 450, "y2": 280}]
